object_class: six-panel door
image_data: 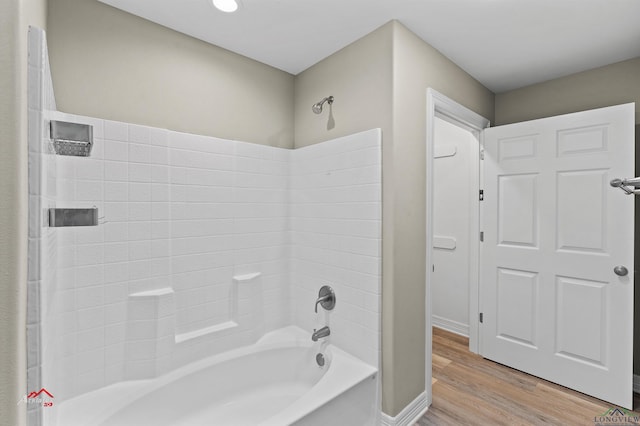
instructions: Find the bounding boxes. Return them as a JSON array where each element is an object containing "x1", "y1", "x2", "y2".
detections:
[{"x1": 481, "y1": 103, "x2": 635, "y2": 409}]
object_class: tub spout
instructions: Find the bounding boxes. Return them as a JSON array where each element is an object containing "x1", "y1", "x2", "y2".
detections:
[{"x1": 312, "y1": 326, "x2": 330, "y2": 342}]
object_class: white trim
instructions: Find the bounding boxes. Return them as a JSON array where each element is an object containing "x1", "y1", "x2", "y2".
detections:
[
  {"x1": 380, "y1": 392, "x2": 429, "y2": 426},
  {"x1": 633, "y1": 375, "x2": 640, "y2": 394},
  {"x1": 432, "y1": 316, "x2": 469, "y2": 337},
  {"x1": 425, "y1": 88, "x2": 490, "y2": 409}
]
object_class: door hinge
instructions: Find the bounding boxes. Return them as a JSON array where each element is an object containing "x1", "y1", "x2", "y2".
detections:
[
  {"x1": 479, "y1": 189, "x2": 484, "y2": 201},
  {"x1": 480, "y1": 149, "x2": 485, "y2": 160},
  {"x1": 480, "y1": 231, "x2": 484, "y2": 242},
  {"x1": 479, "y1": 313, "x2": 484, "y2": 323},
  {"x1": 432, "y1": 264, "x2": 435, "y2": 272}
]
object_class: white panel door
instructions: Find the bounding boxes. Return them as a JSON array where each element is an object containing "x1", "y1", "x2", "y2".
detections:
[{"x1": 480, "y1": 103, "x2": 635, "y2": 408}]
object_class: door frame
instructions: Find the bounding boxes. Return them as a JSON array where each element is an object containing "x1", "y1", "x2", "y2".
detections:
[{"x1": 425, "y1": 88, "x2": 490, "y2": 404}]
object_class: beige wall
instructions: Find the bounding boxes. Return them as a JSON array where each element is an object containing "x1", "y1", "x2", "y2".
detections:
[
  {"x1": 496, "y1": 58, "x2": 640, "y2": 375},
  {"x1": 0, "y1": 1, "x2": 47, "y2": 426},
  {"x1": 48, "y1": 0, "x2": 295, "y2": 148},
  {"x1": 388, "y1": 22, "x2": 494, "y2": 415},
  {"x1": 495, "y1": 57, "x2": 640, "y2": 126},
  {"x1": 293, "y1": 23, "x2": 394, "y2": 147},
  {"x1": 294, "y1": 20, "x2": 494, "y2": 416}
]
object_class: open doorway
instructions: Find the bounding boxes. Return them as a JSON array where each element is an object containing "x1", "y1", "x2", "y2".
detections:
[
  {"x1": 431, "y1": 116, "x2": 477, "y2": 338},
  {"x1": 425, "y1": 88, "x2": 490, "y2": 404}
]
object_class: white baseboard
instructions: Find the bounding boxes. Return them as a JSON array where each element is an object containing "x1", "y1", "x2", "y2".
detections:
[
  {"x1": 634, "y1": 374, "x2": 640, "y2": 394},
  {"x1": 381, "y1": 391, "x2": 429, "y2": 426},
  {"x1": 432, "y1": 315, "x2": 469, "y2": 337}
]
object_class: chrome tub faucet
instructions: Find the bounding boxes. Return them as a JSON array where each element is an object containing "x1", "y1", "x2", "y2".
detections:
[
  {"x1": 312, "y1": 326, "x2": 331, "y2": 342},
  {"x1": 312, "y1": 286, "x2": 335, "y2": 342}
]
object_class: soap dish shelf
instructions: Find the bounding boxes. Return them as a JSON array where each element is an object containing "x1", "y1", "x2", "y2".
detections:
[
  {"x1": 48, "y1": 207, "x2": 99, "y2": 227},
  {"x1": 50, "y1": 120, "x2": 93, "y2": 157}
]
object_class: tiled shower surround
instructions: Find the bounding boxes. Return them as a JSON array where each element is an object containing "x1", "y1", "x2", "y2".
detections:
[
  {"x1": 28, "y1": 28, "x2": 381, "y2": 426},
  {"x1": 48, "y1": 114, "x2": 295, "y2": 388}
]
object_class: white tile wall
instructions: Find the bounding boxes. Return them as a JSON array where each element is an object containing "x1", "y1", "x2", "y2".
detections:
[
  {"x1": 232, "y1": 141, "x2": 291, "y2": 334},
  {"x1": 33, "y1": 118, "x2": 296, "y2": 406},
  {"x1": 29, "y1": 29, "x2": 381, "y2": 426},
  {"x1": 290, "y1": 129, "x2": 382, "y2": 368},
  {"x1": 27, "y1": 27, "x2": 59, "y2": 426},
  {"x1": 168, "y1": 131, "x2": 236, "y2": 335}
]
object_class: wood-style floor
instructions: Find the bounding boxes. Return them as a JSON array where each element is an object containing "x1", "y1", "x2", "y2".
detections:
[{"x1": 417, "y1": 327, "x2": 640, "y2": 425}]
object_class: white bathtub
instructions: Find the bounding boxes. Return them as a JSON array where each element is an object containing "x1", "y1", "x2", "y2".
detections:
[{"x1": 56, "y1": 326, "x2": 378, "y2": 426}]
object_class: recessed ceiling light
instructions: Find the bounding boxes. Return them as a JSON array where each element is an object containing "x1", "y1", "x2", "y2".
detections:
[{"x1": 212, "y1": 0, "x2": 239, "y2": 13}]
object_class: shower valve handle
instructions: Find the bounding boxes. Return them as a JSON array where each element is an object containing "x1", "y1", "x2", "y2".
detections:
[{"x1": 314, "y1": 285, "x2": 336, "y2": 313}]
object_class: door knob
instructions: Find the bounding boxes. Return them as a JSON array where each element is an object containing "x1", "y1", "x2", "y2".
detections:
[{"x1": 614, "y1": 266, "x2": 629, "y2": 276}]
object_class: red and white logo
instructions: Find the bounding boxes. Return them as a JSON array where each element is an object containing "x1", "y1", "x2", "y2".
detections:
[{"x1": 18, "y1": 388, "x2": 54, "y2": 407}]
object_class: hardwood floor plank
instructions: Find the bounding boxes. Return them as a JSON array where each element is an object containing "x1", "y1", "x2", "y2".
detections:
[
  {"x1": 429, "y1": 380, "x2": 533, "y2": 426},
  {"x1": 533, "y1": 382, "x2": 610, "y2": 423},
  {"x1": 435, "y1": 362, "x2": 562, "y2": 425},
  {"x1": 419, "y1": 328, "x2": 639, "y2": 426},
  {"x1": 433, "y1": 341, "x2": 538, "y2": 392},
  {"x1": 432, "y1": 353, "x2": 452, "y2": 370},
  {"x1": 433, "y1": 327, "x2": 469, "y2": 346}
]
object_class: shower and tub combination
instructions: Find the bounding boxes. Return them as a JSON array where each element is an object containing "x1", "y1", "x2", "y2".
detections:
[
  {"x1": 27, "y1": 28, "x2": 382, "y2": 426},
  {"x1": 58, "y1": 295, "x2": 377, "y2": 426}
]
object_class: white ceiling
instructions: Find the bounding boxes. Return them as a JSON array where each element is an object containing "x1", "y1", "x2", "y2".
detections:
[{"x1": 98, "y1": 0, "x2": 640, "y2": 93}]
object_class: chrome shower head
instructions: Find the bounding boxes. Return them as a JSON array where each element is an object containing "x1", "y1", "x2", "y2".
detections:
[{"x1": 312, "y1": 96, "x2": 334, "y2": 114}]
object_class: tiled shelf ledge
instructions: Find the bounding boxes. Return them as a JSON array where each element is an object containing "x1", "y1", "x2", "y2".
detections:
[
  {"x1": 232, "y1": 272, "x2": 262, "y2": 283},
  {"x1": 130, "y1": 288, "x2": 174, "y2": 297},
  {"x1": 175, "y1": 321, "x2": 238, "y2": 344}
]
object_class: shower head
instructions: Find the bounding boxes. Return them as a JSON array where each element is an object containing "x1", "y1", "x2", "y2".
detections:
[{"x1": 312, "y1": 96, "x2": 334, "y2": 114}]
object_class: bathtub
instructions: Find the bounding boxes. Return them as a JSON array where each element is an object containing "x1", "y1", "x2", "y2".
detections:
[{"x1": 56, "y1": 326, "x2": 378, "y2": 426}]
